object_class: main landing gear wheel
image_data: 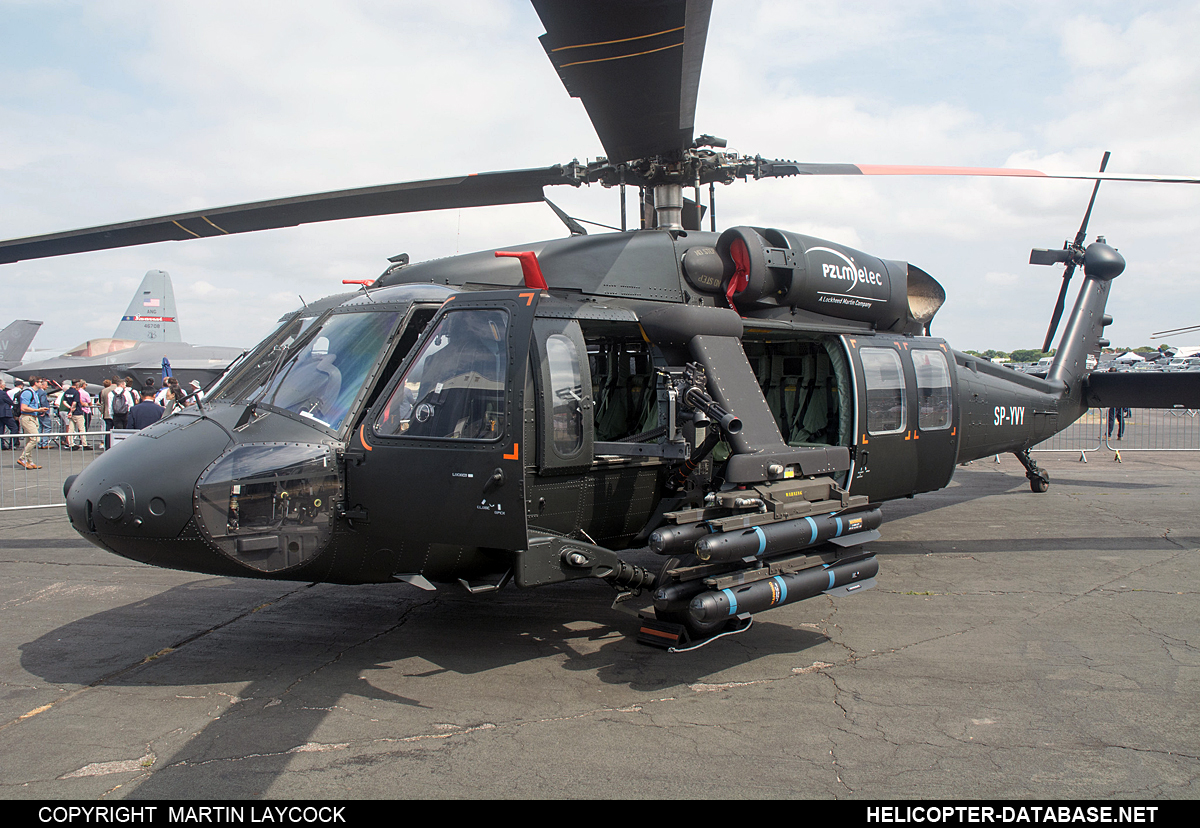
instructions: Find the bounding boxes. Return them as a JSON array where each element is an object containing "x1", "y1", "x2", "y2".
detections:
[{"x1": 1014, "y1": 449, "x2": 1050, "y2": 493}]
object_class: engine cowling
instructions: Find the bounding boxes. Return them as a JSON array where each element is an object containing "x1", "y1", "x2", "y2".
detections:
[{"x1": 681, "y1": 225, "x2": 944, "y2": 335}]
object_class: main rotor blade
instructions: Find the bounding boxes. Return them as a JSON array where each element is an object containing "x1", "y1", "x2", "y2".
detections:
[
  {"x1": 754, "y1": 161, "x2": 1200, "y2": 183},
  {"x1": 1151, "y1": 323, "x2": 1200, "y2": 338},
  {"x1": 0, "y1": 167, "x2": 576, "y2": 265},
  {"x1": 533, "y1": 0, "x2": 712, "y2": 163}
]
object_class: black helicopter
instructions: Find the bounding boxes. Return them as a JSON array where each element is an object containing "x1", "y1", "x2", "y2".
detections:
[{"x1": 3, "y1": 0, "x2": 1198, "y2": 648}]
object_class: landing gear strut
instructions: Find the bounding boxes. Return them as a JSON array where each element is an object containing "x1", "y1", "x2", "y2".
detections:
[{"x1": 1014, "y1": 449, "x2": 1050, "y2": 493}]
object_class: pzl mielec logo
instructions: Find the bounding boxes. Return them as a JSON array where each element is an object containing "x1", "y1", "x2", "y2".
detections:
[{"x1": 809, "y1": 246, "x2": 884, "y2": 292}]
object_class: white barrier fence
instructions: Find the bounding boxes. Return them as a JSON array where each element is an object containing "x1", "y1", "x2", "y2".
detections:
[
  {"x1": 1032, "y1": 407, "x2": 1200, "y2": 458},
  {"x1": 0, "y1": 428, "x2": 136, "y2": 511},
  {"x1": 3, "y1": 408, "x2": 1197, "y2": 511}
]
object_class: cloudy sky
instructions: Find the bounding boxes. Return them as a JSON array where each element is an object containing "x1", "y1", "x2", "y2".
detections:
[{"x1": 3, "y1": 0, "x2": 1199, "y2": 356}]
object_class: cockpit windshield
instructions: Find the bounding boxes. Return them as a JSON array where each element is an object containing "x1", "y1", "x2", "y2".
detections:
[
  {"x1": 211, "y1": 310, "x2": 401, "y2": 434},
  {"x1": 63, "y1": 338, "x2": 139, "y2": 357},
  {"x1": 208, "y1": 316, "x2": 320, "y2": 404}
]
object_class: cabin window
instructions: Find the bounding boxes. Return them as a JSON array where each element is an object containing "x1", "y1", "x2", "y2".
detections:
[
  {"x1": 860, "y1": 347, "x2": 906, "y2": 435},
  {"x1": 546, "y1": 334, "x2": 584, "y2": 454},
  {"x1": 742, "y1": 339, "x2": 848, "y2": 447},
  {"x1": 590, "y1": 342, "x2": 659, "y2": 442},
  {"x1": 374, "y1": 309, "x2": 508, "y2": 440},
  {"x1": 913, "y1": 349, "x2": 951, "y2": 430}
]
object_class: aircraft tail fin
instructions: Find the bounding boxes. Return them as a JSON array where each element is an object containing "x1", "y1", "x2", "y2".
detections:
[
  {"x1": 1046, "y1": 242, "x2": 1124, "y2": 419},
  {"x1": 0, "y1": 319, "x2": 43, "y2": 369},
  {"x1": 112, "y1": 270, "x2": 181, "y2": 343}
]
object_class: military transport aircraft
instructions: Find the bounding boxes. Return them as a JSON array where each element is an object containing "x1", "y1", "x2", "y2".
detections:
[
  {"x1": 1, "y1": 0, "x2": 1198, "y2": 648},
  {"x1": 10, "y1": 270, "x2": 245, "y2": 389}
]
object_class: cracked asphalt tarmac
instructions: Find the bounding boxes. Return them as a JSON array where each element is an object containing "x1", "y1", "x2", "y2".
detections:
[{"x1": 0, "y1": 452, "x2": 1196, "y2": 799}]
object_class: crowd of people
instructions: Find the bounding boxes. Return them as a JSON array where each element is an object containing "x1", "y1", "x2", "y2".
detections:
[{"x1": 0, "y1": 375, "x2": 202, "y2": 470}]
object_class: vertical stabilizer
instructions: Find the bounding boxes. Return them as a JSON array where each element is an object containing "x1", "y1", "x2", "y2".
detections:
[
  {"x1": 1046, "y1": 242, "x2": 1124, "y2": 422},
  {"x1": 0, "y1": 320, "x2": 43, "y2": 369},
  {"x1": 112, "y1": 270, "x2": 182, "y2": 342}
]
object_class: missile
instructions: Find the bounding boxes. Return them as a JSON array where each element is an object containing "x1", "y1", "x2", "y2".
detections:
[
  {"x1": 694, "y1": 508, "x2": 882, "y2": 563},
  {"x1": 648, "y1": 521, "x2": 715, "y2": 555},
  {"x1": 688, "y1": 555, "x2": 879, "y2": 623}
]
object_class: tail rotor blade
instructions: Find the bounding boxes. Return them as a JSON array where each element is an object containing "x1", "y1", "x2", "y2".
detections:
[
  {"x1": 1039, "y1": 151, "x2": 1111, "y2": 354},
  {"x1": 1042, "y1": 261, "x2": 1077, "y2": 354},
  {"x1": 1074, "y1": 151, "x2": 1111, "y2": 247}
]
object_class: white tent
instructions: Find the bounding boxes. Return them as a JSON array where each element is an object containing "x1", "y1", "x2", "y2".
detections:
[{"x1": 1114, "y1": 352, "x2": 1146, "y2": 363}]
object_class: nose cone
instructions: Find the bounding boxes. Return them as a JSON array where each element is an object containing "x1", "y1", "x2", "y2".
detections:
[{"x1": 66, "y1": 417, "x2": 233, "y2": 567}]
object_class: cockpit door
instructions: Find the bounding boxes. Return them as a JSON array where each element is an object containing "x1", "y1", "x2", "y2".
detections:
[{"x1": 346, "y1": 290, "x2": 539, "y2": 553}]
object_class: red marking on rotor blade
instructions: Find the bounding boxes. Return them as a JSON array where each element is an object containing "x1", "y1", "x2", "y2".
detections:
[{"x1": 856, "y1": 165, "x2": 1048, "y2": 178}]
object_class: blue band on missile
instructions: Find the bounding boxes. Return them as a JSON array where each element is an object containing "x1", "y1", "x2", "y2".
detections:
[
  {"x1": 753, "y1": 526, "x2": 766, "y2": 556},
  {"x1": 773, "y1": 576, "x2": 787, "y2": 605},
  {"x1": 805, "y1": 516, "x2": 818, "y2": 544},
  {"x1": 834, "y1": 517, "x2": 843, "y2": 537},
  {"x1": 722, "y1": 588, "x2": 737, "y2": 616},
  {"x1": 828, "y1": 569, "x2": 835, "y2": 589}
]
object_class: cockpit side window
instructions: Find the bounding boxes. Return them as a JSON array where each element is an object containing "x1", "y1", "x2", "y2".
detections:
[
  {"x1": 545, "y1": 334, "x2": 584, "y2": 455},
  {"x1": 374, "y1": 309, "x2": 509, "y2": 440}
]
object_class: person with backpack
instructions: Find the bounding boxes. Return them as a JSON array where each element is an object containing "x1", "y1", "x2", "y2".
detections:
[
  {"x1": 18, "y1": 377, "x2": 49, "y2": 469},
  {"x1": 110, "y1": 378, "x2": 134, "y2": 430}
]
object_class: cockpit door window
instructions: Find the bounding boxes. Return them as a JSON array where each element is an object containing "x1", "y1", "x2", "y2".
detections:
[{"x1": 374, "y1": 309, "x2": 509, "y2": 440}]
